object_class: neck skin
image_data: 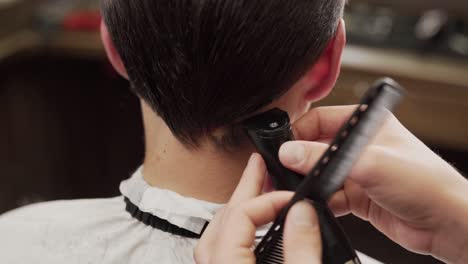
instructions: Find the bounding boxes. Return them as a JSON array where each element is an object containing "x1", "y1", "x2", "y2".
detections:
[{"x1": 141, "y1": 102, "x2": 255, "y2": 204}]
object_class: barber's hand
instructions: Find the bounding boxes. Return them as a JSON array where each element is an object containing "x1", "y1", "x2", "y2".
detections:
[
  {"x1": 194, "y1": 154, "x2": 322, "y2": 264},
  {"x1": 281, "y1": 105, "x2": 468, "y2": 264}
]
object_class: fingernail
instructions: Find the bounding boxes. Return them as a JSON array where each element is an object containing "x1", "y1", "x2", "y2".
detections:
[
  {"x1": 289, "y1": 201, "x2": 318, "y2": 227},
  {"x1": 280, "y1": 142, "x2": 305, "y2": 165}
]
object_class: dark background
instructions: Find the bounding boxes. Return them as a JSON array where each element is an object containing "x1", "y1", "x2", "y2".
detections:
[{"x1": 1, "y1": 54, "x2": 143, "y2": 213}]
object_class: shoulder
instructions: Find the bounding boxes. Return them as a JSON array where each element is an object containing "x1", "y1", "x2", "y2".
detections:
[
  {"x1": 0, "y1": 197, "x2": 126, "y2": 225},
  {"x1": 0, "y1": 197, "x2": 130, "y2": 263},
  {"x1": 0, "y1": 197, "x2": 198, "y2": 264}
]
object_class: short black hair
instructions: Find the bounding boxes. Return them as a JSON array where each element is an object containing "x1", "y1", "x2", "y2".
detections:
[{"x1": 101, "y1": 0, "x2": 344, "y2": 147}]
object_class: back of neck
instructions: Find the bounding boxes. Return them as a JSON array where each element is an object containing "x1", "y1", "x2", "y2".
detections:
[{"x1": 141, "y1": 102, "x2": 252, "y2": 204}]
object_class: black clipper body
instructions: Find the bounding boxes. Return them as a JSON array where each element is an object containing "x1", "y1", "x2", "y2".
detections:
[{"x1": 242, "y1": 108, "x2": 302, "y2": 191}]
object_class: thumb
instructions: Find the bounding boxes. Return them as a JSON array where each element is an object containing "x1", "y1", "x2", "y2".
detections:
[{"x1": 284, "y1": 201, "x2": 322, "y2": 264}]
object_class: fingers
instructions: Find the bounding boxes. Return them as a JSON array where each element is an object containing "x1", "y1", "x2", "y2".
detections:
[
  {"x1": 194, "y1": 207, "x2": 226, "y2": 263},
  {"x1": 229, "y1": 153, "x2": 267, "y2": 205},
  {"x1": 279, "y1": 140, "x2": 379, "y2": 188},
  {"x1": 219, "y1": 192, "x2": 293, "y2": 249},
  {"x1": 240, "y1": 192, "x2": 294, "y2": 226},
  {"x1": 329, "y1": 190, "x2": 351, "y2": 217},
  {"x1": 293, "y1": 106, "x2": 356, "y2": 141},
  {"x1": 279, "y1": 141, "x2": 329, "y2": 176},
  {"x1": 284, "y1": 201, "x2": 322, "y2": 264},
  {"x1": 197, "y1": 192, "x2": 294, "y2": 263},
  {"x1": 328, "y1": 181, "x2": 376, "y2": 219}
]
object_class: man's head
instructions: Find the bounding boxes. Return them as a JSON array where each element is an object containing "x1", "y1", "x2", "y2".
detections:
[{"x1": 100, "y1": 0, "x2": 346, "y2": 148}]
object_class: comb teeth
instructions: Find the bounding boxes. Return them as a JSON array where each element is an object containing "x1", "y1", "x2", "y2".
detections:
[{"x1": 256, "y1": 224, "x2": 284, "y2": 264}]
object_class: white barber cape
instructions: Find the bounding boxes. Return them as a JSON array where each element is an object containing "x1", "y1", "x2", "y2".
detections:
[{"x1": 0, "y1": 168, "x2": 381, "y2": 264}]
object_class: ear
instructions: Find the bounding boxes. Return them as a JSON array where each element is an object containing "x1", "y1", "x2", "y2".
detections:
[
  {"x1": 304, "y1": 19, "x2": 346, "y2": 101},
  {"x1": 100, "y1": 20, "x2": 129, "y2": 79}
]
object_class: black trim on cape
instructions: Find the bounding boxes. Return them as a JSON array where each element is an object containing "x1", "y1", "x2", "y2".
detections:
[{"x1": 124, "y1": 197, "x2": 209, "y2": 239}]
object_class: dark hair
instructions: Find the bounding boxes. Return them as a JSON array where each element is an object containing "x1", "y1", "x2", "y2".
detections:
[{"x1": 101, "y1": 0, "x2": 344, "y2": 147}]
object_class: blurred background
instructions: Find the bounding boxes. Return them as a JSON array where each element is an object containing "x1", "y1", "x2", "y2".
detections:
[{"x1": 1, "y1": 0, "x2": 467, "y2": 263}]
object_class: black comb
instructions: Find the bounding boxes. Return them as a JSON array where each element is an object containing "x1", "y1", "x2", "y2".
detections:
[{"x1": 248, "y1": 78, "x2": 405, "y2": 264}]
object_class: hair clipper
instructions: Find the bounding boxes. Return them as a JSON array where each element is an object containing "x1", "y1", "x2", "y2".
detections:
[{"x1": 243, "y1": 110, "x2": 360, "y2": 264}]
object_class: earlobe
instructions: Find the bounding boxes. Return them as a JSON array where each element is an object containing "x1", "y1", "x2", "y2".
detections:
[
  {"x1": 100, "y1": 20, "x2": 129, "y2": 79},
  {"x1": 304, "y1": 19, "x2": 346, "y2": 101}
]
